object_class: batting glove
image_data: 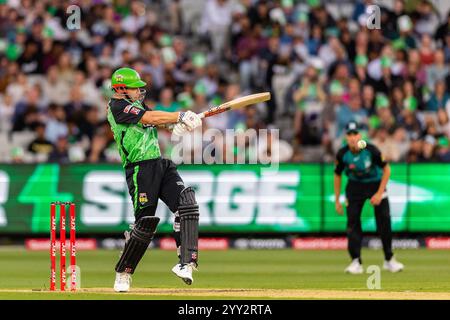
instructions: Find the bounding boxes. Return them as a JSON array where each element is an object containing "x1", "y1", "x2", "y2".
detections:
[{"x1": 174, "y1": 111, "x2": 202, "y2": 135}]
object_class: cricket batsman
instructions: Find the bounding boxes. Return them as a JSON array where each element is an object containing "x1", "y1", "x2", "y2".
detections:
[
  {"x1": 334, "y1": 121, "x2": 404, "y2": 274},
  {"x1": 107, "y1": 67, "x2": 202, "y2": 292}
]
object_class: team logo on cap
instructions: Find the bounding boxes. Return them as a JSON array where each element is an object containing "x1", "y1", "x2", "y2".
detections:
[{"x1": 116, "y1": 74, "x2": 124, "y2": 82}]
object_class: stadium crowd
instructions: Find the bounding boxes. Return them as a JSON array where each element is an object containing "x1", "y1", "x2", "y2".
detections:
[{"x1": 0, "y1": 0, "x2": 449, "y2": 163}]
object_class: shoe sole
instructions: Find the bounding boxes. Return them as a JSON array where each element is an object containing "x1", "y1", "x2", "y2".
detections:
[{"x1": 172, "y1": 269, "x2": 193, "y2": 285}]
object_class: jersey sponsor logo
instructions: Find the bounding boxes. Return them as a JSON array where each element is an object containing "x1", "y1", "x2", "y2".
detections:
[
  {"x1": 123, "y1": 105, "x2": 133, "y2": 113},
  {"x1": 139, "y1": 193, "x2": 148, "y2": 204},
  {"x1": 130, "y1": 107, "x2": 141, "y2": 115}
]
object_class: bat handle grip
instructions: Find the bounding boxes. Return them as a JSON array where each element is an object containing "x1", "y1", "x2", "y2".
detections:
[{"x1": 199, "y1": 112, "x2": 206, "y2": 119}]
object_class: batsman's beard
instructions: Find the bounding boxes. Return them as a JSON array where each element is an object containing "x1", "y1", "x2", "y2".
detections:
[{"x1": 113, "y1": 88, "x2": 147, "y2": 103}]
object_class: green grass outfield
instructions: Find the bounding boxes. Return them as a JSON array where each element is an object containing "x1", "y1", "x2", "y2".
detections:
[{"x1": 0, "y1": 248, "x2": 449, "y2": 300}]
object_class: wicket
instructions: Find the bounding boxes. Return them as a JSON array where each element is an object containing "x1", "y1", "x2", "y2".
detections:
[{"x1": 50, "y1": 202, "x2": 76, "y2": 291}]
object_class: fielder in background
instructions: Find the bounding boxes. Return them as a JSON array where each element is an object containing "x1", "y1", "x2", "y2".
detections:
[
  {"x1": 334, "y1": 121, "x2": 404, "y2": 274},
  {"x1": 107, "y1": 67, "x2": 202, "y2": 292}
]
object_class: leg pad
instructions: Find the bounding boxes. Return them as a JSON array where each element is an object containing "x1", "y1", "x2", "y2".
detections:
[
  {"x1": 115, "y1": 216, "x2": 159, "y2": 274},
  {"x1": 178, "y1": 187, "x2": 199, "y2": 265}
]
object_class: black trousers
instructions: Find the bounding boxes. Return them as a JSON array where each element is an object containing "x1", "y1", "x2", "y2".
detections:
[
  {"x1": 125, "y1": 158, "x2": 185, "y2": 223},
  {"x1": 345, "y1": 180, "x2": 393, "y2": 262}
]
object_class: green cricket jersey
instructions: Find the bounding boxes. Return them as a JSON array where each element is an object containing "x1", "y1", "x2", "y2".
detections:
[
  {"x1": 334, "y1": 143, "x2": 386, "y2": 183},
  {"x1": 107, "y1": 98, "x2": 161, "y2": 167}
]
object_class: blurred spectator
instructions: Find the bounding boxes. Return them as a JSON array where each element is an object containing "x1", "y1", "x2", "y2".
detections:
[
  {"x1": 374, "y1": 93, "x2": 396, "y2": 132},
  {"x1": 398, "y1": 106, "x2": 422, "y2": 138},
  {"x1": 57, "y1": 52, "x2": 76, "y2": 86},
  {"x1": 392, "y1": 127, "x2": 410, "y2": 161},
  {"x1": 435, "y1": 12, "x2": 450, "y2": 45},
  {"x1": 437, "y1": 108, "x2": 450, "y2": 138},
  {"x1": 372, "y1": 126, "x2": 400, "y2": 162},
  {"x1": 12, "y1": 85, "x2": 45, "y2": 131},
  {"x1": 42, "y1": 66, "x2": 71, "y2": 106},
  {"x1": 78, "y1": 106, "x2": 100, "y2": 142},
  {"x1": 414, "y1": 0, "x2": 440, "y2": 36},
  {"x1": 74, "y1": 70, "x2": 104, "y2": 113},
  {"x1": 236, "y1": 18, "x2": 265, "y2": 91},
  {"x1": 336, "y1": 94, "x2": 367, "y2": 137},
  {"x1": 11, "y1": 146, "x2": 25, "y2": 164},
  {"x1": 420, "y1": 134, "x2": 439, "y2": 162},
  {"x1": 17, "y1": 41, "x2": 42, "y2": 74},
  {"x1": 418, "y1": 34, "x2": 435, "y2": 66},
  {"x1": 45, "y1": 104, "x2": 68, "y2": 144},
  {"x1": 64, "y1": 86, "x2": 91, "y2": 124},
  {"x1": 436, "y1": 136, "x2": 450, "y2": 161},
  {"x1": 319, "y1": 33, "x2": 345, "y2": 70},
  {"x1": 48, "y1": 136, "x2": 70, "y2": 164},
  {"x1": 407, "y1": 132, "x2": 423, "y2": 162},
  {"x1": 426, "y1": 80, "x2": 449, "y2": 111},
  {"x1": 395, "y1": 15, "x2": 416, "y2": 49},
  {"x1": 370, "y1": 55, "x2": 402, "y2": 94},
  {"x1": 426, "y1": 50, "x2": 449, "y2": 90},
  {"x1": 27, "y1": 122, "x2": 53, "y2": 157},
  {"x1": 154, "y1": 87, "x2": 180, "y2": 112},
  {"x1": 199, "y1": 0, "x2": 233, "y2": 57},
  {"x1": 121, "y1": 2, "x2": 147, "y2": 34},
  {"x1": 405, "y1": 49, "x2": 427, "y2": 87},
  {"x1": 0, "y1": 94, "x2": 14, "y2": 132},
  {"x1": 293, "y1": 61, "x2": 326, "y2": 145},
  {"x1": 144, "y1": 50, "x2": 165, "y2": 92},
  {"x1": 391, "y1": 85, "x2": 404, "y2": 117},
  {"x1": 445, "y1": 36, "x2": 450, "y2": 62},
  {"x1": 5, "y1": 72, "x2": 29, "y2": 105},
  {"x1": 354, "y1": 54, "x2": 369, "y2": 83}
]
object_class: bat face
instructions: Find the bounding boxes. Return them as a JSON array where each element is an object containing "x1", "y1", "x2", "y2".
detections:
[{"x1": 200, "y1": 92, "x2": 271, "y2": 119}]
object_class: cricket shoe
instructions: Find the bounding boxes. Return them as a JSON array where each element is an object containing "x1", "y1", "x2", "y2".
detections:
[
  {"x1": 345, "y1": 259, "x2": 364, "y2": 274},
  {"x1": 114, "y1": 272, "x2": 132, "y2": 292},
  {"x1": 172, "y1": 263, "x2": 197, "y2": 285},
  {"x1": 383, "y1": 257, "x2": 404, "y2": 273}
]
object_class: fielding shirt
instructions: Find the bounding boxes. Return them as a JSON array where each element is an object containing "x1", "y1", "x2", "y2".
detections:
[
  {"x1": 334, "y1": 143, "x2": 386, "y2": 183},
  {"x1": 107, "y1": 98, "x2": 161, "y2": 167}
]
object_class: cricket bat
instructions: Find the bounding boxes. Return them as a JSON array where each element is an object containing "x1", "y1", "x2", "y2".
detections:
[{"x1": 199, "y1": 92, "x2": 271, "y2": 119}]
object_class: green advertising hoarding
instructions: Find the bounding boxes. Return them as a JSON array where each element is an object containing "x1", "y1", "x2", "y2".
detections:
[{"x1": 0, "y1": 163, "x2": 449, "y2": 234}]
